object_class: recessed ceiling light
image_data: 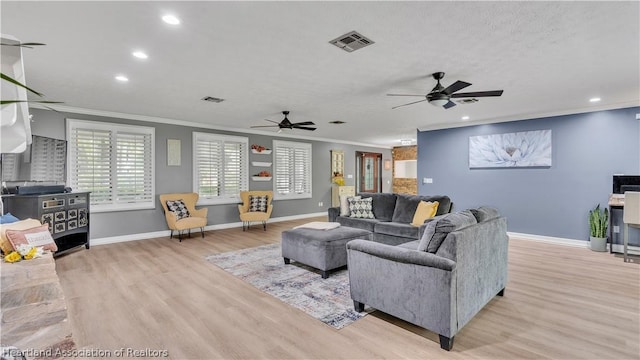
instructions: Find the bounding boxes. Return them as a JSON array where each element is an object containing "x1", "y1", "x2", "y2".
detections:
[
  {"x1": 589, "y1": 97, "x2": 601, "y2": 103},
  {"x1": 115, "y1": 75, "x2": 129, "y2": 82},
  {"x1": 162, "y1": 14, "x2": 180, "y2": 25},
  {"x1": 461, "y1": 116, "x2": 470, "y2": 120},
  {"x1": 132, "y1": 51, "x2": 148, "y2": 59}
]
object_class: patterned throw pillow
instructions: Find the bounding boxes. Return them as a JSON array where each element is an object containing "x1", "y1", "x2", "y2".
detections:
[
  {"x1": 166, "y1": 199, "x2": 190, "y2": 220},
  {"x1": 249, "y1": 195, "x2": 268, "y2": 212},
  {"x1": 348, "y1": 197, "x2": 375, "y2": 219}
]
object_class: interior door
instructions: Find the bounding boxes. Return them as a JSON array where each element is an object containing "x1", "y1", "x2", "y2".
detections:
[{"x1": 358, "y1": 152, "x2": 381, "y2": 193}]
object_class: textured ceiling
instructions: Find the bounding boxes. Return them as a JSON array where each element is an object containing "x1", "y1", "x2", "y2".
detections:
[{"x1": 2, "y1": 1, "x2": 639, "y2": 147}]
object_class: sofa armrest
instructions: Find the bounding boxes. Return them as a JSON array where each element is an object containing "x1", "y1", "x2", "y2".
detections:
[
  {"x1": 347, "y1": 239, "x2": 455, "y2": 271},
  {"x1": 328, "y1": 207, "x2": 340, "y2": 222}
]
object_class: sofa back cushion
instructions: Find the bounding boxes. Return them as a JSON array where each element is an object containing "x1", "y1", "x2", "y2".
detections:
[
  {"x1": 470, "y1": 206, "x2": 500, "y2": 223},
  {"x1": 358, "y1": 192, "x2": 397, "y2": 221},
  {"x1": 417, "y1": 210, "x2": 477, "y2": 253},
  {"x1": 391, "y1": 194, "x2": 452, "y2": 223}
]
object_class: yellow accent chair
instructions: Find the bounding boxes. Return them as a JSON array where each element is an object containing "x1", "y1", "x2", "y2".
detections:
[
  {"x1": 238, "y1": 191, "x2": 274, "y2": 231},
  {"x1": 160, "y1": 193, "x2": 208, "y2": 241}
]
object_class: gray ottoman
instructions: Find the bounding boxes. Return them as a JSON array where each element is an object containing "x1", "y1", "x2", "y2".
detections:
[{"x1": 281, "y1": 226, "x2": 373, "y2": 278}]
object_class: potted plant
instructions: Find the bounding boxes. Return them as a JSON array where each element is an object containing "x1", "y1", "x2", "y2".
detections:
[{"x1": 589, "y1": 204, "x2": 609, "y2": 252}]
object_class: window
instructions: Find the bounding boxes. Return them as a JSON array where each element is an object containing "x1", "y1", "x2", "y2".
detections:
[
  {"x1": 193, "y1": 132, "x2": 248, "y2": 205},
  {"x1": 30, "y1": 135, "x2": 66, "y2": 182},
  {"x1": 0, "y1": 153, "x2": 19, "y2": 182},
  {"x1": 67, "y1": 119, "x2": 155, "y2": 212},
  {"x1": 273, "y1": 140, "x2": 312, "y2": 200}
]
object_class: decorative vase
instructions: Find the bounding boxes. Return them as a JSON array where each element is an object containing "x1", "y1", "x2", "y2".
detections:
[{"x1": 589, "y1": 236, "x2": 607, "y2": 252}]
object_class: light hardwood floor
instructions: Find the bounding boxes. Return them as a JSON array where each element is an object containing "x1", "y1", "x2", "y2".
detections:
[{"x1": 55, "y1": 217, "x2": 640, "y2": 359}]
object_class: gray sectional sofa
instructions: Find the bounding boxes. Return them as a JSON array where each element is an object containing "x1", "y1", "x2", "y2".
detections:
[
  {"x1": 346, "y1": 207, "x2": 509, "y2": 351},
  {"x1": 328, "y1": 192, "x2": 453, "y2": 245}
]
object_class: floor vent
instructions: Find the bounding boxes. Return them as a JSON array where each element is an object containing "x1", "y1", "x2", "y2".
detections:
[
  {"x1": 202, "y1": 96, "x2": 225, "y2": 103},
  {"x1": 329, "y1": 31, "x2": 375, "y2": 52}
]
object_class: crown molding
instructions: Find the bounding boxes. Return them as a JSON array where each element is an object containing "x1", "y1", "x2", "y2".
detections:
[
  {"x1": 29, "y1": 104, "x2": 392, "y2": 149},
  {"x1": 417, "y1": 101, "x2": 640, "y2": 132}
]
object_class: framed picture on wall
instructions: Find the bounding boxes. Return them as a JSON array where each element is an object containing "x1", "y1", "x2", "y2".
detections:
[
  {"x1": 167, "y1": 139, "x2": 181, "y2": 166},
  {"x1": 469, "y1": 129, "x2": 552, "y2": 168}
]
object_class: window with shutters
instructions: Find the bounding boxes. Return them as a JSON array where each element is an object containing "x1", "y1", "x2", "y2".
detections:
[
  {"x1": 66, "y1": 119, "x2": 155, "y2": 212},
  {"x1": 30, "y1": 135, "x2": 66, "y2": 182},
  {"x1": 272, "y1": 140, "x2": 312, "y2": 200},
  {"x1": 192, "y1": 132, "x2": 248, "y2": 205},
  {"x1": 0, "y1": 153, "x2": 20, "y2": 182}
]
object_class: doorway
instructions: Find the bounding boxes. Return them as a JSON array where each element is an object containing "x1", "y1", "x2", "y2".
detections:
[{"x1": 355, "y1": 151, "x2": 382, "y2": 193}]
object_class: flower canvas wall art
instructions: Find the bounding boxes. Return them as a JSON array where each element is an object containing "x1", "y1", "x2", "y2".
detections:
[{"x1": 469, "y1": 130, "x2": 552, "y2": 168}]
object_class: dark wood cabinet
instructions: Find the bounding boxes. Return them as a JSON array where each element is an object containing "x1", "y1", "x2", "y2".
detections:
[{"x1": 4, "y1": 192, "x2": 90, "y2": 255}]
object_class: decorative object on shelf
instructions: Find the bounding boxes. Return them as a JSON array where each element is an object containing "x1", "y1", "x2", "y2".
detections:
[
  {"x1": 251, "y1": 161, "x2": 272, "y2": 167},
  {"x1": 253, "y1": 170, "x2": 272, "y2": 181},
  {"x1": 589, "y1": 204, "x2": 608, "y2": 252},
  {"x1": 469, "y1": 129, "x2": 552, "y2": 168},
  {"x1": 167, "y1": 139, "x2": 181, "y2": 166},
  {"x1": 333, "y1": 177, "x2": 345, "y2": 186},
  {"x1": 251, "y1": 144, "x2": 272, "y2": 154}
]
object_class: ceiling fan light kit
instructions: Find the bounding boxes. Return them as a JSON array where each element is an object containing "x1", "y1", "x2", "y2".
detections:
[{"x1": 388, "y1": 72, "x2": 504, "y2": 110}]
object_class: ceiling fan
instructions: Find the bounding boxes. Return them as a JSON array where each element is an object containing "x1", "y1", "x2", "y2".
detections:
[
  {"x1": 251, "y1": 111, "x2": 316, "y2": 131},
  {"x1": 387, "y1": 72, "x2": 504, "y2": 110}
]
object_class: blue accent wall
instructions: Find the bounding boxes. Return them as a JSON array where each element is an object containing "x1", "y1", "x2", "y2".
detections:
[{"x1": 417, "y1": 107, "x2": 640, "y2": 242}]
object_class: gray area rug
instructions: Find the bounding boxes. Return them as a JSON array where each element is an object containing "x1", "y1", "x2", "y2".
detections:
[{"x1": 206, "y1": 243, "x2": 367, "y2": 329}]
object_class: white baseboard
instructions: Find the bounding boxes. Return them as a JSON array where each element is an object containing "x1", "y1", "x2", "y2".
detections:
[
  {"x1": 89, "y1": 212, "x2": 327, "y2": 246},
  {"x1": 508, "y1": 231, "x2": 640, "y2": 255}
]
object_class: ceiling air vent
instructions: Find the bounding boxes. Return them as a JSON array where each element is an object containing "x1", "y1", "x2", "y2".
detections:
[
  {"x1": 329, "y1": 31, "x2": 375, "y2": 52},
  {"x1": 202, "y1": 96, "x2": 225, "y2": 103}
]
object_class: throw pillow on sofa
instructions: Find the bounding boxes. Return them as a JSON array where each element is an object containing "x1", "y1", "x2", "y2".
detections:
[
  {"x1": 6, "y1": 223, "x2": 58, "y2": 252},
  {"x1": 348, "y1": 197, "x2": 375, "y2": 219},
  {"x1": 411, "y1": 201, "x2": 439, "y2": 226},
  {"x1": 417, "y1": 210, "x2": 477, "y2": 252},
  {"x1": 340, "y1": 195, "x2": 360, "y2": 216}
]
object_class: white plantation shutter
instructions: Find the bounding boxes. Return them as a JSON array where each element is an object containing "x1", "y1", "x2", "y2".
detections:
[
  {"x1": 30, "y1": 135, "x2": 66, "y2": 182},
  {"x1": 273, "y1": 140, "x2": 312, "y2": 200},
  {"x1": 67, "y1": 119, "x2": 155, "y2": 212},
  {"x1": 193, "y1": 132, "x2": 248, "y2": 204},
  {"x1": 1, "y1": 153, "x2": 19, "y2": 181},
  {"x1": 116, "y1": 132, "x2": 153, "y2": 203}
]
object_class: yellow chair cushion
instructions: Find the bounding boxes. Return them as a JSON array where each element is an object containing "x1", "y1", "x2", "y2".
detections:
[
  {"x1": 411, "y1": 201, "x2": 439, "y2": 227},
  {"x1": 0, "y1": 219, "x2": 43, "y2": 254},
  {"x1": 174, "y1": 216, "x2": 207, "y2": 231}
]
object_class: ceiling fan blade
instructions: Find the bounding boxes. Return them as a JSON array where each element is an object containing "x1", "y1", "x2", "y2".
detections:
[
  {"x1": 387, "y1": 93, "x2": 426, "y2": 97},
  {"x1": 391, "y1": 99, "x2": 428, "y2": 109},
  {"x1": 251, "y1": 125, "x2": 280, "y2": 128},
  {"x1": 442, "y1": 80, "x2": 471, "y2": 95},
  {"x1": 292, "y1": 126, "x2": 316, "y2": 131},
  {"x1": 292, "y1": 121, "x2": 315, "y2": 126},
  {"x1": 443, "y1": 101, "x2": 457, "y2": 109},
  {"x1": 451, "y1": 90, "x2": 504, "y2": 98},
  {"x1": 264, "y1": 119, "x2": 281, "y2": 124}
]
